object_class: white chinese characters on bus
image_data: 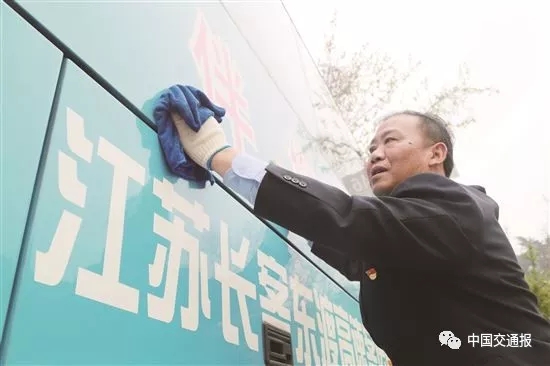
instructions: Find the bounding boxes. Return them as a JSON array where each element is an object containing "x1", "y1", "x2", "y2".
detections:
[
  {"x1": 257, "y1": 249, "x2": 291, "y2": 332},
  {"x1": 35, "y1": 107, "x2": 146, "y2": 314},
  {"x1": 215, "y1": 221, "x2": 259, "y2": 351},
  {"x1": 349, "y1": 316, "x2": 368, "y2": 364},
  {"x1": 291, "y1": 276, "x2": 321, "y2": 365},
  {"x1": 29, "y1": 108, "x2": 387, "y2": 363},
  {"x1": 314, "y1": 290, "x2": 340, "y2": 364},
  {"x1": 189, "y1": 11, "x2": 257, "y2": 154},
  {"x1": 35, "y1": 107, "x2": 92, "y2": 287},
  {"x1": 147, "y1": 177, "x2": 211, "y2": 330},
  {"x1": 75, "y1": 135, "x2": 146, "y2": 313},
  {"x1": 333, "y1": 303, "x2": 356, "y2": 364}
]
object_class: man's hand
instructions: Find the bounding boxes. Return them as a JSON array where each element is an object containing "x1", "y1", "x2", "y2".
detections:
[{"x1": 171, "y1": 112, "x2": 231, "y2": 172}]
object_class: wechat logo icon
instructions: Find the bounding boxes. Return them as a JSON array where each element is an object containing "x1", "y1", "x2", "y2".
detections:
[{"x1": 439, "y1": 330, "x2": 461, "y2": 349}]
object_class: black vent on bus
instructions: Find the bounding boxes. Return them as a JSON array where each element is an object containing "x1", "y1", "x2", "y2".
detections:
[{"x1": 262, "y1": 322, "x2": 293, "y2": 365}]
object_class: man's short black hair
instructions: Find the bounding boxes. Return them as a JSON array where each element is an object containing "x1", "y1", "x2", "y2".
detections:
[{"x1": 381, "y1": 110, "x2": 455, "y2": 177}]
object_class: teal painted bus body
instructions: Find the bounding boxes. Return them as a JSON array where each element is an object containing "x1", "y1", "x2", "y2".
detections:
[
  {"x1": 0, "y1": 1, "x2": 388, "y2": 364},
  {"x1": 0, "y1": 3, "x2": 63, "y2": 339}
]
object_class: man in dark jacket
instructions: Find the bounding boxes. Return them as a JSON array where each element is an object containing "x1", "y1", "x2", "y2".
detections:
[{"x1": 172, "y1": 109, "x2": 550, "y2": 365}]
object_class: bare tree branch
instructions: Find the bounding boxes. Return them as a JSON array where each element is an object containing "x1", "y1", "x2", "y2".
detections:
[{"x1": 304, "y1": 11, "x2": 499, "y2": 172}]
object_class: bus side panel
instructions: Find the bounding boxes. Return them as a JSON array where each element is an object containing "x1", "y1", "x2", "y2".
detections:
[
  {"x1": 0, "y1": 2, "x2": 63, "y2": 339},
  {"x1": 10, "y1": 1, "x2": 360, "y2": 299},
  {"x1": 1, "y1": 61, "x2": 389, "y2": 365}
]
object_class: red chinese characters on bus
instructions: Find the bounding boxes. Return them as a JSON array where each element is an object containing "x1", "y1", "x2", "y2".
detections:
[
  {"x1": 288, "y1": 135, "x2": 314, "y2": 176},
  {"x1": 189, "y1": 12, "x2": 257, "y2": 154}
]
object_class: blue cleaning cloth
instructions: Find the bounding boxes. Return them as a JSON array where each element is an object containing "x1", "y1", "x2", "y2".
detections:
[{"x1": 153, "y1": 85, "x2": 226, "y2": 187}]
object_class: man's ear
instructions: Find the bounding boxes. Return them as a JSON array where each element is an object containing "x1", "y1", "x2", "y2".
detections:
[{"x1": 429, "y1": 142, "x2": 448, "y2": 166}]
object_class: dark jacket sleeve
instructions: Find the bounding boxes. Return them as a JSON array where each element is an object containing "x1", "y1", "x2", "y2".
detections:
[{"x1": 253, "y1": 163, "x2": 484, "y2": 275}]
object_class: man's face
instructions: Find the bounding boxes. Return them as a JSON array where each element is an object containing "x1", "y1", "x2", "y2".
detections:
[{"x1": 365, "y1": 114, "x2": 437, "y2": 196}]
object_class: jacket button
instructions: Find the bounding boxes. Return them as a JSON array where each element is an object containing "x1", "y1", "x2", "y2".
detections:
[
  {"x1": 291, "y1": 177, "x2": 299, "y2": 184},
  {"x1": 299, "y1": 181, "x2": 307, "y2": 187},
  {"x1": 283, "y1": 174, "x2": 292, "y2": 181},
  {"x1": 366, "y1": 267, "x2": 377, "y2": 280}
]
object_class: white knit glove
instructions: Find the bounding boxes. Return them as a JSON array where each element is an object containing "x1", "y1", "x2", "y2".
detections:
[{"x1": 170, "y1": 112, "x2": 230, "y2": 170}]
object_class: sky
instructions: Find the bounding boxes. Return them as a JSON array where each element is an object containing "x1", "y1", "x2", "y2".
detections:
[{"x1": 283, "y1": 0, "x2": 550, "y2": 251}]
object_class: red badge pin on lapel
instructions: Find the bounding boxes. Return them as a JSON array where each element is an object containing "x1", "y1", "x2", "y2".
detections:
[{"x1": 366, "y1": 267, "x2": 377, "y2": 280}]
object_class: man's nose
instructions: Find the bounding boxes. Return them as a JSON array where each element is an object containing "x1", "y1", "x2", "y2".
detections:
[{"x1": 369, "y1": 147, "x2": 384, "y2": 163}]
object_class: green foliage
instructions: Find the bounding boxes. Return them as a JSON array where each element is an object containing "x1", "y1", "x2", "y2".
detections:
[{"x1": 518, "y1": 236, "x2": 550, "y2": 319}]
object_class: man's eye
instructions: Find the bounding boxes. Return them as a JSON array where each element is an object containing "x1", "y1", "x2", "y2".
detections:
[{"x1": 384, "y1": 137, "x2": 397, "y2": 144}]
